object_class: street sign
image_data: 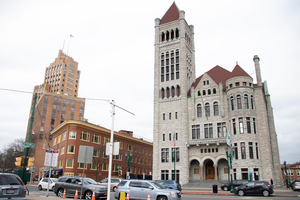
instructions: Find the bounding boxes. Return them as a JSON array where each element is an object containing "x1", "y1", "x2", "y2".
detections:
[
  {"x1": 22, "y1": 145, "x2": 30, "y2": 148},
  {"x1": 23, "y1": 142, "x2": 35, "y2": 147}
]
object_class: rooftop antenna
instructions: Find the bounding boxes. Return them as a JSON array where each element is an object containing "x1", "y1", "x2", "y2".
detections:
[{"x1": 67, "y1": 34, "x2": 74, "y2": 56}]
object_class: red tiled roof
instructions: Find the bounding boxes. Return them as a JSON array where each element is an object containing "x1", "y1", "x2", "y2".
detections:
[
  {"x1": 160, "y1": 2, "x2": 180, "y2": 25},
  {"x1": 226, "y1": 64, "x2": 251, "y2": 79},
  {"x1": 190, "y1": 64, "x2": 252, "y2": 95},
  {"x1": 207, "y1": 65, "x2": 231, "y2": 88}
]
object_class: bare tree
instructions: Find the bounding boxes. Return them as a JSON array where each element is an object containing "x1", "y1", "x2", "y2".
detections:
[
  {"x1": 92, "y1": 145, "x2": 107, "y2": 181},
  {"x1": 0, "y1": 138, "x2": 26, "y2": 172}
]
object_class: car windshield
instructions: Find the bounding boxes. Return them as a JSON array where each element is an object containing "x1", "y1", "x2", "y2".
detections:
[
  {"x1": 52, "y1": 178, "x2": 58, "y2": 182},
  {"x1": 151, "y1": 182, "x2": 166, "y2": 189},
  {"x1": 82, "y1": 178, "x2": 98, "y2": 185}
]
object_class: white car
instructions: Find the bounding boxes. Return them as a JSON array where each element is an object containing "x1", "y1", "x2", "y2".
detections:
[
  {"x1": 99, "y1": 178, "x2": 122, "y2": 191},
  {"x1": 38, "y1": 178, "x2": 58, "y2": 190}
]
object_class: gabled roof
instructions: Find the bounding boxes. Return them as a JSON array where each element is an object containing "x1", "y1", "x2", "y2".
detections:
[
  {"x1": 160, "y1": 2, "x2": 180, "y2": 25},
  {"x1": 207, "y1": 65, "x2": 231, "y2": 87},
  {"x1": 226, "y1": 64, "x2": 251, "y2": 79},
  {"x1": 191, "y1": 64, "x2": 252, "y2": 94}
]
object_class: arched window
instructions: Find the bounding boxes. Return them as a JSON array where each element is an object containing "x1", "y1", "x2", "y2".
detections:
[
  {"x1": 203, "y1": 90, "x2": 206, "y2": 95},
  {"x1": 166, "y1": 87, "x2": 170, "y2": 98},
  {"x1": 237, "y1": 95, "x2": 242, "y2": 109},
  {"x1": 244, "y1": 94, "x2": 249, "y2": 109},
  {"x1": 171, "y1": 30, "x2": 174, "y2": 40},
  {"x1": 231, "y1": 96, "x2": 234, "y2": 110},
  {"x1": 205, "y1": 103, "x2": 210, "y2": 117},
  {"x1": 213, "y1": 88, "x2": 216, "y2": 94},
  {"x1": 208, "y1": 89, "x2": 211, "y2": 95},
  {"x1": 197, "y1": 104, "x2": 202, "y2": 117},
  {"x1": 171, "y1": 86, "x2": 175, "y2": 97},
  {"x1": 161, "y1": 32, "x2": 165, "y2": 42},
  {"x1": 213, "y1": 102, "x2": 219, "y2": 116},
  {"x1": 161, "y1": 88, "x2": 165, "y2": 99},
  {"x1": 251, "y1": 95, "x2": 254, "y2": 109},
  {"x1": 197, "y1": 91, "x2": 201, "y2": 96},
  {"x1": 166, "y1": 31, "x2": 169, "y2": 41},
  {"x1": 176, "y1": 86, "x2": 180, "y2": 97},
  {"x1": 176, "y1": 28, "x2": 179, "y2": 39}
]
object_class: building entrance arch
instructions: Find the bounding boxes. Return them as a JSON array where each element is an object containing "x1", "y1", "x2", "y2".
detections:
[
  {"x1": 205, "y1": 160, "x2": 215, "y2": 180},
  {"x1": 189, "y1": 159, "x2": 200, "y2": 181}
]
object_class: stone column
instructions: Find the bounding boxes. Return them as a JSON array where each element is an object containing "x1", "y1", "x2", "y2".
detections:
[{"x1": 214, "y1": 164, "x2": 218, "y2": 180}]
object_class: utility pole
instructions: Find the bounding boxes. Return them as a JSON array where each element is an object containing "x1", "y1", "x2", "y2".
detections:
[{"x1": 21, "y1": 93, "x2": 37, "y2": 183}]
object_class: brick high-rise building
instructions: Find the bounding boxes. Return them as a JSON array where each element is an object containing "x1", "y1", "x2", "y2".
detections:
[
  {"x1": 153, "y1": 2, "x2": 283, "y2": 187},
  {"x1": 27, "y1": 50, "x2": 85, "y2": 179}
]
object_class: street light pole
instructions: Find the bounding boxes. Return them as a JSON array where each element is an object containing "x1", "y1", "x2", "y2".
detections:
[
  {"x1": 226, "y1": 145, "x2": 235, "y2": 193},
  {"x1": 125, "y1": 152, "x2": 132, "y2": 179},
  {"x1": 284, "y1": 161, "x2": 290, "y2": 189}
]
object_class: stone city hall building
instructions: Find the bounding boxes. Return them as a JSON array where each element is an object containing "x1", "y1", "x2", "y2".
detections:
[{"x1": 153, "y1": 2, "x2": 283, "y2": 187}]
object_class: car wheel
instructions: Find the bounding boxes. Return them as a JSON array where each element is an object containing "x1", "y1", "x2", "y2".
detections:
[
  {"x1": 238, "y1": 190, "x2": 244, "y2": 196},
  {"x1": 263, "y1": 190, "x2": 270, "y2": 197},
  {"x1": 57, "y1": 188, "x2": 64, "y2": 198},
  {"x1": 113, "y1": 186, "x2": 116, "y2": 192},
  {"x1": 85, "y1": 190, "x2": 93, "y2": 200},
  {"x1": 52, "y1": 186, "x2": 55, "y2": 191},
  {"x1": 223, "y1": 186, "x2": 228, "y2": 191},
  {"x1": 38, "y1": 185, "x2": 42, "y2": 190},
  {"x1": 157, "y1": 196, "x2": 167, "y2": 200}
]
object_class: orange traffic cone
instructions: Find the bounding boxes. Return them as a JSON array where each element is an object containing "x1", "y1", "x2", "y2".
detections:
[
  {"x1": 126, "y1": 192, "x2": 129, "y2": 200},
  {"x1": 91, "y1": 188, "x2": 96, "y2": 200},
  {"x1": 62, "y1": 188, "x2": 66, "y2": 198},
  {"x1": 147, "y1": 193, "x2": 150, "y2": 200},
  {"x1": 74, "y1": 189, "x2": 78, "y2": 199}
]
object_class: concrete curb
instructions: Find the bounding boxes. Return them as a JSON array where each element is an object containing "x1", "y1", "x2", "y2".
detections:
[{"x1": 181, "y1": 190, "x2": 299, "y2": 197}]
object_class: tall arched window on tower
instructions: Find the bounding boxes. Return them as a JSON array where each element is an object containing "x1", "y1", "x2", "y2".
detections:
[
  {"x1": 161, "y1": 32, "x2": 165, "y2": 42},
  {"x1": 237, "y1": 95, "x2": 242, "y2": 109},
  {"x1": 231, "y1": 96, "x2": 235, "y2": 110},
  {"x1": 171, "y1": 86, "x2": 175, "y2": 97},
  {"x1": 176, "y1": 49, "x2": 180, "y2": 79},
  {"x1": 166, "y1": 31, "x2": 169, "y2": 41},
  {"x1": 161, "y1": 88, "x2": 165, "y2": 99},
  {"x1": 197, "y1": 104, "x2": 202, "y2": 117},
  {"x1": 213, "y1": 102, "x2": 219, "y2": 116},
  {"x1": 251, "y1": 95, "x2": 254, "y2": 109},
  {"x1": 171, "y1": 30, "x2": 174, "y2": 40},
  {"x1": 176, "y1": 85, "x2": 180, "y2": 97},
  {"x1": 205, "y1": 103, "x2": 210, "y2": 117},
  {"x1": 203, "y1": 90, "x2": 206, "y2": 96},
  {"x1": 176, "y1": 28, "x2": 179, "y2": 39},
  {"x1": 244, "y1": 94, "x2": 249, "y2": 109},
  {"x1": 208, "y1": 89, "x2": 211, "y2": 95},
  {"x1": 166, "y1": 87, "x2": 170, "y2": 98}
]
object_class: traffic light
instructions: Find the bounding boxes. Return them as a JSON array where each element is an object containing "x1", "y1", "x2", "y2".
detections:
[
  {"x1": 15, "y1": 157, "x2": 22, "y2": 167},
  {"x1": 27, "y1": 157, "x2": 34, "y2": 168},
  {"x1": 119, "y1": 170, "x2": 122, "y2": 176}
]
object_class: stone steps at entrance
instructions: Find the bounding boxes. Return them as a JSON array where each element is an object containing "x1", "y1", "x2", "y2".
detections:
[{"x1": 182, "y1": 180, "x2": 227, "y2": 188}]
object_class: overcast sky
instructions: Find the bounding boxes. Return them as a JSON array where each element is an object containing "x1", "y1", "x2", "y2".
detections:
[{"x1": 0, "y1": 0, "x2": 299, "y2": 164}]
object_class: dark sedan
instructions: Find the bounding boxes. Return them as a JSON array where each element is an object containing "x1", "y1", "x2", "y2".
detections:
[
  {"x1": 221, "y1": 179, "x2": 248, "y2": 191},
  {"x1": 234, "y1": 181, "x2": 273, "y2": 197}
]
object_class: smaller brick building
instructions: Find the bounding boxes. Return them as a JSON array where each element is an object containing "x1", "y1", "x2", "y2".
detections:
[
  {"x1": 49, "y1": 120, "x2": 153, "y2": 181},
  {"x1": 281, "y1": 162, "x2": 300, "y2": 185}
]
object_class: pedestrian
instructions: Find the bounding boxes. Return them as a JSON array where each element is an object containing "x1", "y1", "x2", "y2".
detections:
[{"x1": 270, "y1": 179, "x2": 274, "y2": 188}]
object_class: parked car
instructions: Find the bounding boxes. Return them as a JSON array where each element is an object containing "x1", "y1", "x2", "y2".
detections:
[
  {"x1": 0, "y1": 173, "x2": 27, "y2": 200},
  {"x1": 155, "y1": 180, "x2": 182, "y2": 191},
  {"x1": 221, "y1": 179, "x2": 249, "y2": 191},
  {"x1": 53, "y1": 176, "x2": 107, "y2": 199},
  {"x1": 290, "y1": 180, "x2": 300, "y2": 191},
  {"x1": 38, "y1": 178, "x2": 58, "y2": 190},
  {"x1": 114, "y1": 179, "x2": 181, "y2": 200},
  {"x1": 99, "y1": 178, "x2": 122, "y2": 192},
  {"x1": 234, "y1": 181, "x2": 273, "y2": 197}
]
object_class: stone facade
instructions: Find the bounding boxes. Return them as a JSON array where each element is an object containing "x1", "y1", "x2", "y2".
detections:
[{"x1": 153, "y1": 3, "x2": 283, "y2": 187}]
